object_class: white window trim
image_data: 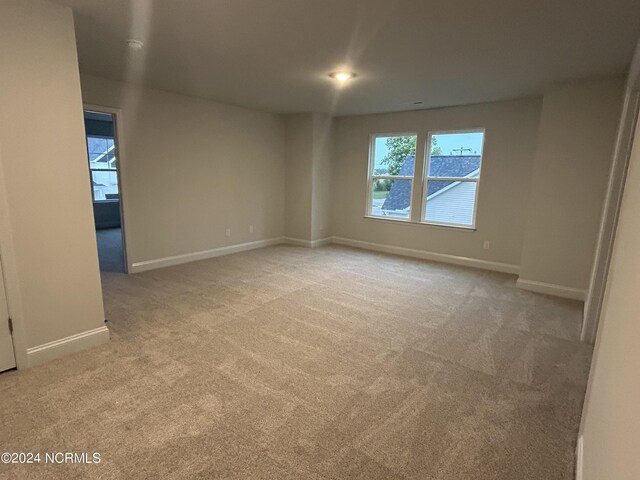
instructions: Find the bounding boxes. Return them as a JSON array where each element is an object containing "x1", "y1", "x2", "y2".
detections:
[
  {"x1": 365, "y1": 132, "x2": 418, "y2": 222},
  {"x1": 420, "y1": 128, "x2": 485, "y2": 229}
]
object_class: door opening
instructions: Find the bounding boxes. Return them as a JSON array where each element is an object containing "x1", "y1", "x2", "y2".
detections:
[{"x1": 84, "y1": 108, "x2": 128, "y2": 274}]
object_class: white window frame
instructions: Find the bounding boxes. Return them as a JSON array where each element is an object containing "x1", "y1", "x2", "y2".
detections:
[
  {"x1": 365, "y1": 132, "x2": 418, "y2": 222},
  {"x1": 420, "y1": 128, "x2": 485, "y2": 229},
  {"x1": 86, "y1": 133, "x2": 119, "y2": 203}
]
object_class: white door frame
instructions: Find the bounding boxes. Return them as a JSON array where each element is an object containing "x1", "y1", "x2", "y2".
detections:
[
  {"x1": 0, "y1": 143, "x2": 28, "y2": 369},
  {"x1": 83, "y1": 104, "x2": 132, "y2": 274},
  {"x1": 582, "y1": 41, "x2": 640, "y2": 344},
  {"x1": 0, "y1": 254, "x2": 16, "y2": 371}
]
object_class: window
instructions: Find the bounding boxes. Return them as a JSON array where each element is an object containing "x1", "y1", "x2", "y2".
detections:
[
  {"x1": 87, "y1": 135, "x2": 118, "y2": 202},
  {"x1": 365, "y1": 129, "x2": 485, "y2": 228},
  {"x1": 422, "y1": 130, "x2": 484, "y2": 228},
  {"x1": 367, "y1": 134, "x2": 417, "y2": 220}
]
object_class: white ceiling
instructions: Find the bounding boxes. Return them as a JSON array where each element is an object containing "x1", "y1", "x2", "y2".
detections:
[{"x1": 53, "y1": 0, "x2": 640, "y2": 116}]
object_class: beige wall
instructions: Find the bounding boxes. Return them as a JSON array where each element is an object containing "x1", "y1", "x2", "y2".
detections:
[
  {"x1": 332, "y1": 98, "x2": 542, "y2": 266},
  {"x1": 81, "y1": 75, "x2": 286, "y2": 265},
  {"x1": 285, "y1": 114, "x2": 314, "y2": 240},
  {"x1": 519, "y1": 78, "x2": 624, "y2": 291},
  {"x1": 0, "y1": 1, "x2": 105, "y2": 354},
  {"x1": 311, "y1": 114, "x2": 334, "y2": 241},
  {"x1": 284, "y1": 113, "x2": 335, "y2": 242},
  {"x1": 579, "y1": 112, "x2": 640, "y2": 480}
]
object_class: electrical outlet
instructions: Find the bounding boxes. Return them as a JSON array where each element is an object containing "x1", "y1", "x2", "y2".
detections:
[
  {"x1": 225, "y1": 228, "x2": 231, "y2": 237},
  {"x1": 483, "y1": 240, "x2": 490, "y2": 250},
  {"x1": 249, "y1": 225, "x2": 254, "y2": 233}
]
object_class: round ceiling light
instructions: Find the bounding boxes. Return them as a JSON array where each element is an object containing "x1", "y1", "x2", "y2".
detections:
[
  {"x1": 125, "y1": 39, "x2": 144, "y2": 51},
  {"x1": 329, "y1": 71, "x2": 356, "y2": 82}
]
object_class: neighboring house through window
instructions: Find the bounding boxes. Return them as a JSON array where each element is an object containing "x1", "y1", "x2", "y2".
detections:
[
  {"x1": 423, "y1": 130, "x2": 484, "y2": 227},
  {"x1": 366, "y1": 129, "x2": 484, "y2": 228}
]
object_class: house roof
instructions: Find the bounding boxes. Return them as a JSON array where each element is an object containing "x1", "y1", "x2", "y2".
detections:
[
  {"x1": 382, "y1": 155, "x2": 481, "y2": 211},
  {"x1": 428, "y1": 155, "x2": 481, "y2": 180}
]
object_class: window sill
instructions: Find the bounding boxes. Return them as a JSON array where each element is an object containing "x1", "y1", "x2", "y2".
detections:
[{"x1": 364, "y1": 215, "x2": 476, "y2": 231}]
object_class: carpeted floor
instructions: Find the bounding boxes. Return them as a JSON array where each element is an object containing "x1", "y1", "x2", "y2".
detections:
[
  {"x1": 0, "y1": 245, "x2": 592, "y2": 479},
  {"x1": 96, "y1": 228, "x2": 125, "y2": 273}
]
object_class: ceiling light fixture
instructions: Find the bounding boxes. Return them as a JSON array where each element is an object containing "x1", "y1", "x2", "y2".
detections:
[
  {"x1": 125, "y1": 39, "x2": 144, "y2": 51},
  {"x1": 329, "y1": 71, "x2": 355, "y2": 82}
]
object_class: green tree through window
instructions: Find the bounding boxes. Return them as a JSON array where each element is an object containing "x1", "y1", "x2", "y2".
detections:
[{"x1": 381, "y1": 136, "x2": 441, "y2": 175}]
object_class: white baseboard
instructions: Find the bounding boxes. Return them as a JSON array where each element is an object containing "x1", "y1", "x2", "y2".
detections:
[
  {"x1": 312, "y1": 237, "x2": 332, "y2": 248},
  {"x1": 331, "y1": 236, "x2": 520, "y2": 275},
  {"x1": 283, "y1": 237, "x2": 312, "y2": 247},
  {"x1": 575, "y1": 434, "x2": 584, "y2": 480},
  {"x1": 130, "y1": 237, "x2": 285, "y2": 273},
  {"x1": 284, "y1": 236, "x2": 332, "y2": 248},
  {"x1": 26, "y1": 325, "x2": 110, "y2": 368},
  {"x1": 516, "y1": 278, "x2": 586, "y2": 301}
]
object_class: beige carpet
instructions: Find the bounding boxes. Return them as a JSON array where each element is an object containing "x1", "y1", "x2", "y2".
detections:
[{"x1": 0, "y1": 245, "x2": 592, "y2": 479}]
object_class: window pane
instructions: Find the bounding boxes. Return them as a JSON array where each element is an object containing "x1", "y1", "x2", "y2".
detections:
[
  {"x1": 373, "y1": 135, "x2": 416, "y2": 176},
  {"x1": 370, "y1": 178, "x2": 411, "y2": 219},
  {"x1": 425, "y1": 180, "x2": 477, "y2": 226},
  {"x1": 91, "y1": 171, "x2": 119, "y2": 201},
  {"x1": 427, "y1": 131, "x2": 483, "y2": 178},
  {"x1": 87, "y1": 136, "x2": 108, "y2": 154}
]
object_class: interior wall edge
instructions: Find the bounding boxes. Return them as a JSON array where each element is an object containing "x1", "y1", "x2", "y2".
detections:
[
  {"x1": 284, "y1": 236, "x2": 332, "y2": 248},
  {"x1": 582, "y1": 39, "x2": 640, "y2": 345}
]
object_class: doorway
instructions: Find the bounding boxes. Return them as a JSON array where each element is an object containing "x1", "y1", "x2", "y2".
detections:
[
  {"x1": 582, "y1": 75, "x2": 640, "y2": 343},
  {"x1": 84, "y1": 108, "x2": 128, "y2": 273}
]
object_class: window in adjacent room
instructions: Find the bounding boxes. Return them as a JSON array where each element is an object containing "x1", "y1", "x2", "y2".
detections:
[
  {"x1": 367, "y1": 134, "x2": 417, "y2": 220},
  {"x1": 422, "y1": 130, "x2": 484, "y2": 228},
  {"x1": 85, "y1": 113, "x2": 119, "y2": 202}
]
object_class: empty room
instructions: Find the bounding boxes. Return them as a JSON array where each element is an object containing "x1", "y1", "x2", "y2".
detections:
[{"x1": 1, "y1": 1, "x2": 640, "y2": 479}]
